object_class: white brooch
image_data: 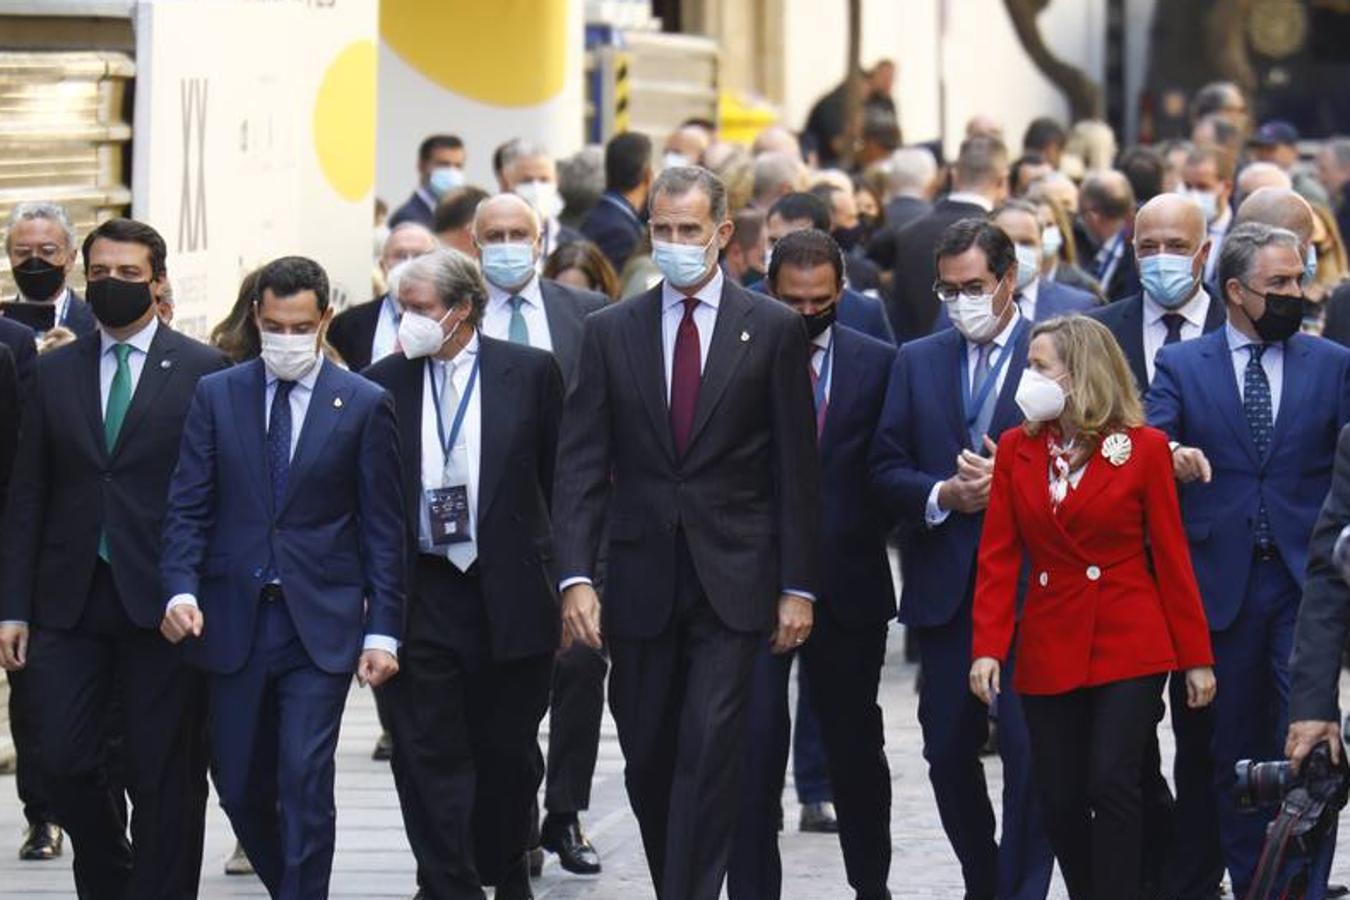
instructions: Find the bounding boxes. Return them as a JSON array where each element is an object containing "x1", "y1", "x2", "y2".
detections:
[
  {"x1": 739, "y1": 330, "x2": 750, "y2": 343},
  {"x1": 333, "y1": 397, "x2": 344, "y2": 409},
  {"x1": 160, "y1": 359, "x2": 172, "y2": 369},
  {"x1": 1101, "y1": 432, "x2": 1132, "y2": 467}
]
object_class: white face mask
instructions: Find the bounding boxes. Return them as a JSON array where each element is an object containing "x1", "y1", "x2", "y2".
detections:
[
  {"x1": 662, "y1": 151, "x2": 692, "y2": 170},
  {"x1": 260, "y1": 331, "x2": 319, "y2": 382},
  {"x1": 514, "y1": 180, "x2": 562, "y2": 220},
  {"x1": 946, "y1": 290, "x2": 1004, "y2": 344},
  {"x1": 1014, "y1": 244, "x2": 1040, "y2": 290},
  {"x1": 1041, "y1": 225, "x2": 1063, "y2": 260},
  {"x1": 1015, "y1": 369, "x2": 1067, "y2": 422},
  {"x1": 398, "y1": 307, "x2": 458, "y2": 359},
  {"x1": 1184, "y1": 188, "x2": 1219, "y2": 224}
]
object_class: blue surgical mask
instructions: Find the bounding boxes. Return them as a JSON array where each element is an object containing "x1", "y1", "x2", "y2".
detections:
[
  {"x1": 480, "y1": 241, "x2": 537, "y2": 289},
  {"x1": 1139, "y1": 252, "x2": 1199, "y2": 309},
  {"x1": 652, "y1": 237, "x2": 714, "y2": 288},
  {"x1": 1305, "y1": 243, "x2": 1319, "y2": 285},
  {"x1": 1184, "y1": 188, "x2": 1219, "y2": 224},
  {"x1": 428, "y1": 165, "x2": 464, "y2": 197}
]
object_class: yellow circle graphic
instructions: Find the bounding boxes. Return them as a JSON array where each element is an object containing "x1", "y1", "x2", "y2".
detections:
[
  {"x1": 381, "y1": 0, "x2": 565, "y2": 107},
  {"x1": 313, "y1": 40, "x2": 377, "y2": 202}
]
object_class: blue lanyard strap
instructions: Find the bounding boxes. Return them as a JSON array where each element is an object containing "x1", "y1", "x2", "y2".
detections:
[
  {"x1": 960, "y1": 320, "x2": 1024, "y2": 431},
  {"x1": 813, "y1": 333, "x2": 834, "y2": 413},
  {"x1": 428, "y1": 354, "x2": 480, "y2": 457}
]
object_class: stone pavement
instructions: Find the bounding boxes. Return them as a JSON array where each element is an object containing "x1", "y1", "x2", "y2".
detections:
[{"x1": 4, "y1": 632, "x2": 1350, "y2": 898}]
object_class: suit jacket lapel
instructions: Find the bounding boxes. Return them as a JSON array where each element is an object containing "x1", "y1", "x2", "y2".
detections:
[
  {"x1": 1202, "y1": 287, "x2": 1228, "y2": 332},
  {"x1": 818, "y1": 327, "x2": 852, "y2": 448},
  {"x1": 1118, "y1": 297, "x2": 1150, "y2": 393},
  {"x1": 109, "y1": 327, "x2": 177, "y2": 459},
  {"x1": 281, "y1": 361, "x2": 352, "y2": 514},
  {"x1": 394, "y1": 357, "x2": 425, "y2": 529},
  {"x1": 938, "y1": 329, "x2": 968, "y2": 449},
  {"x1": 77, "y1": 334, "x2": 107, "y2": 462},
  {"x1": 540, "y1": 281, "x2": 581, "y2": 381},
  {"x1": 1195, "y1": 328, "x2": 1261, "y2": 467},
  {"x1": 623, "y1": 288, "x2": 676, "y2": 464},
  {"x1": 228, "y1": 360, "x2": 270, "y2": 509},
  {"x1": 1269, "y1": 337, "x2": 1307, "y2": 465},
  {"x1": 986, "y1": 320, "x2": 1031, "y2": 444},
  {"x1": 685, "y1": 282, "x2": 753, "y2": 452},
  {"x1": 477, "y1": 340, "x2": 515, "y2": 522}
]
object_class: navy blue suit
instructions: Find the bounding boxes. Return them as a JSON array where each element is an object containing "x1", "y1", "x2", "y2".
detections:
[
  {"x1": 869, "y1": 317, "x2": 1053, "y2": 900},
  {"x1": 1147, "y1": 328, "x2": 1350, "y2": 896},
  {"x1": 0, "y1": 315, "x2": 37, "y2": 395},
  {"x1": 579, "y1": 190, "x2": 644, "y2": 271},
  {"x1": 728, "y1": 324, "x2": 897, "y2": 900},
  {"x1": 162, "y1": 357, "x2": 406, "y2": 900},
  {"x1": 1024, "y1": 278, "x2": 1096, "y2": 322}
]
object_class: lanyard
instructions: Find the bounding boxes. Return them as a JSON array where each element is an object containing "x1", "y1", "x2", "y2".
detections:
[
  {"x1": 601, "y1": 192, "x2": 641, "y2": 227},
  {"x1": 428, "y1": 355, "x2": 479, "y2": 457},
  {"x1": 960, "y1": 320, "x2": 1023, "y2": 432},
  {"x1": 813, "y1": 333, "x2": 834, "y2": 413}
]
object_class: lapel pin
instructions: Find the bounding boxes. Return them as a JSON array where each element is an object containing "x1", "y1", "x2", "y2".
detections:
[
  {"x1": 740, "y1": 330, "x2": 750, "y2": 343},
  {"x1": 333, "y1": 396, "x2": 344, "y2": 409},
  {"x1": 1101, "y1": 432, "x2": 1132, "y2": 467},
  {"x1": 160, "y1": 359, "x2": 172, "y2": 369}
]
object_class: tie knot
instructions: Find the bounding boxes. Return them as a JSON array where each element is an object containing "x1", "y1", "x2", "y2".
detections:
[
  {"x1": 275, "y1": 379, "x2": 295, "y2": 399},
  {"x1": 113, "y1": 343, "x2": 132, "y2": 364},
  {"x1": 682, "y1": 297, "x2": 700, "y2": 317},
  {"x1": 1162, "y1": 313, "x2": 1184, "y2": 328},
  {"x1": 509, "y1": 295, "x2": 524, "y2": 312},
  {"x1": 1248, "y1": 343, "x2": 1268, "y2": 363}
]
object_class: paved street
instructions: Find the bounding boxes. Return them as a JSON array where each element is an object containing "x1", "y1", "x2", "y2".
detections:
[{"x1": 4, "y1": 631, "x2": 1350, "y2": 898}]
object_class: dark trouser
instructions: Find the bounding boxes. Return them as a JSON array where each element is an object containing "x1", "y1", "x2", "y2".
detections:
[
  {"x1": 544, "y1": 642, "x2": 608, "y2": 816},
  {"x1": 25, "y1": 560, "x2": 208, "y2": 900},
  {"x1": 1211, "y1": 554, "x2": 1300, "y2": 898},
  {"x1": 1022, "y1": 674, "x2": 1167, "y2": 900},
  {"x1": 385, "y1": 556, "x2": 551, "y2": 900},
  {"x1": 210, "y1": 594, "x2": 350, "y2": 900},
  {"x1": 7, "y1": 667, "x2": 55, "y2": 827},
  {"x1": 914, "y1": 614, "x2": 1053, "y2": 900},
  {"x1": 791, "y1": 665, "x2": 833, "y2": 805},
  {"x1": 607, "y1": 534, "x2": 762, "y2": 900},
  {"x1": 727, "y1": 608, "x2": 891, "y2": 900}
]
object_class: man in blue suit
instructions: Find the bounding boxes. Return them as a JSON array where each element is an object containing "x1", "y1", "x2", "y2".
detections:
[
  {"x1": 160, "y1": 256, "x2": 406, "y2": 900},
  {"x1": 990, "y1": 199, "x2": 1096, "y2": 323},
  {"x1": 1147, "y1": 222, "x2": 1350, "y2": 899},
  {"x1": 579, "y1": 131, "x2": 651, "y2": 271},
  {"x1": 871, "y1": 218, "x2": 1052, "y2": 900},
  {"x1": 727, "y1": 230, "x2": 897, "y2": 900},
  {"x1": 749, "y1": 192, "x2": 896, "y2": 345}
]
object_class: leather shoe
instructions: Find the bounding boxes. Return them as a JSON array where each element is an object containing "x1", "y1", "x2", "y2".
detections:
[
  {"x1": 799, "y1": 801, "x2": 839, "y2": 833},
  {"x1": 540, "y1": 819, "x2": 602, "y2": 875},
  {"x1": 19, "y1": 823, "x2": 62, "y2": 860},
  {"x1": 371, "y1": 731, "x2": 393, "y2": 761}
]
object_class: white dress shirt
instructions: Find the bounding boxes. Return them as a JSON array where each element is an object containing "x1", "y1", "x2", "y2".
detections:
[
  {"x1": 1226, "y1": 322, "x2": 1284, "y2": 419},
  {"x1": 660, "y1": 267, "x2": 722, "y2": 401},
  {"x1": 1018, "y1": 278, "x2": 1041, "y2": 323},
  {"x1": 419, "y1": 335, "x2": 481, "y2": 572},
  {"x1": 945, "y1": 191, "x2": 994, "y2": 213},
  {"x1": 1142, "y1": 288, "x2": 1211, "y2": 384},
  {"x1": 1204, "y1": 207, "x2": 1232, "y2": 283},
  {"x1": 925, "y1": 310, "x2": 1023, "y2": 526},
  {"x1": 371, "y1": 294, "x2": 402, "y2": 365},
  {"x1": 100, "y1": 315, "x2": 158, "y2": 413},
  {"x1": 483, "y1": 273, "x2": 554, "y2": 353}
]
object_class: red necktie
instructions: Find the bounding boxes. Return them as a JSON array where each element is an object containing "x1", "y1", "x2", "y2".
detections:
[
  {"x1": 670, "y1": 297, "x2": 701, "y2": 456},
  {"x1": 809, "y1": 346, "x2": 827, "y2": 439}
]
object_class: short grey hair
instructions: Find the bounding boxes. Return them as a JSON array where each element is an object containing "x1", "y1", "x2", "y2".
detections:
[
  {"x1": 751, "y1": 151, "x2": 803, "y2": 204},
  {"x1": 886, "y1": 147, "x2": 938, "y2": 196},
  {"x1": 1217, "y1": 222, "x2": 1301, "y2": 295},
  {"x1": 500, "y1": 139, "x2": 552, "y2": 178},
  {"x1": 954, "y1": 135, "x2": 1009, "y2": 191},
  {"x1": 652, "y1": 165, "x2": 728, "y2": 222},
  {"x1": 5, "y1": 201, "x2": 77, "y2": 252},
  {"x1": 394, "y1": 247, "x2": 488, "y2": 325}
]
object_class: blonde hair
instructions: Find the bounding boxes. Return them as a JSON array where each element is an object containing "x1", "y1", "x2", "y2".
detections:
[{"x1": 1023, "y1": 315, "x2": 1143, "y2": 446}]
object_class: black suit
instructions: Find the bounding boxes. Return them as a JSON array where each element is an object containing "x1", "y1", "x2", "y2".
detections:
[
  {"x1": 886, "y1": 198, "x2": 987, "y2": 342},
  {"x1": 327, "y1": 294, "x2": 386, "y2": 373},
  {"x1": 1320, "y1": 281, "x2": 1350, "y2": 349},
  {"x1": 0, "y1": 315, "x2": 37, "y2": 395},
  {"x1": 1089, "y1": 287, "x2": 1226, "y2": 900},
  {"x1": 366, "y1": 338, "x2": 562, "y2": 897},
  {"x1": 554, "y1": 275, "x2": 820, "y2": 899},
  {"x1": 865, "y1": 196, "x2": 933, "y2": 273},
  {"x1": 63, "y1": 290, "x2": 97, "y2": 337},
  {"x1": 0, "y1": 322, "x2": 226, "y2": 899}
]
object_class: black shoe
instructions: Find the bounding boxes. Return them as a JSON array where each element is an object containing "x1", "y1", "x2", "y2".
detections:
[
  {"x1": 371, "y1": 731, "x2": 393, "y2": 761},
  {"x1": 19, "y1": 823, "x2": 62, "y2": 860},
  {"x1": 540, "y1": 819, "x2": 602, "y2": 875},
  {"x1": 799, "y1": 801, "x2": 839, "y2": 833},
  {"x1": 528, "y1": 846, "x2": 544, "y2": 878},
  {"x1": 1328, "y1": 885, "x2": 1349, "y2": 898}
]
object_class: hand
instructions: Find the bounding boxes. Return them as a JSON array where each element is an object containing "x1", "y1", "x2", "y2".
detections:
[
  {"x1": 1184, "y1": 666, "x2": 1216, "y2": 708},
  {"x1": 957, "y1": 448, "x2": 995, "y2": 481},
  {"x1": 0, "y1": 622, "x2": 28, "y2": 671},
  {"x1": 561, "y1": 583, "x2": 603, "y2": 650},
  {"x1": 161, "y1": 604, "x2": 204, "y2": 644},
  {"x1": 357, "y1": 649, "x2": 399, "y2": 688},
  {"x1": 770, "y1": 594, "x2": 814, "y2": 654},
  {"x1": 1172, "y1": 446, "x2": 1212, "y2": 484},
  {"x1": 983, "y1": 435, "x2": 1000, "y2": 459},
  {"x1": 1286, "y1": 720, "x2": 1344, "y2": 773},
  {"x1": 969, "y1": 656, "x2": 1000, "y2": 705},
  {"x1": 938, "y1": 473, "x2": 992, "y2": 515}
]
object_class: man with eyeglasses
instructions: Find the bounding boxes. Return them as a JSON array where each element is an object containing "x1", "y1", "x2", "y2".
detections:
[{"x1": 5, "y1": 201, "x2": 97, "y2": 337}]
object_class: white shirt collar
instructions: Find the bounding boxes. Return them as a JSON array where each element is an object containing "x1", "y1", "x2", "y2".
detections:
[
  {"x1": 1225, "y1": 321, "x2": 1272, "y2": 352},
  {"x1": 1144, "y1": 286, "x2": 1209, "y2": 328},
  {"x1": 440, "y1": 331, "x2": 481, "y2": 372},
  {"x1": 265, "y1": 352, "x2": 325, "y2": 390},
  {"x1": 1020, "y1": 277, "x2": 1041, "y2": 307},
  {"x1": 99, "y1": 313, "x2": 158, "y2": 356},
  {"x1": 946, "y1": 191, "x2": 994, "y2": 212},
  {"x1": 811, "y1": 325, "x2": 833, "y2": 354},
  {"x1": 661, "y1": 265, "x2": 725, "y2": 313},
  {"x1": 487, "y1": 272, "x2": 544, "y2": 310},
  {"x1": 380, "y1": 292, "x2": 401, "y2": 320}
]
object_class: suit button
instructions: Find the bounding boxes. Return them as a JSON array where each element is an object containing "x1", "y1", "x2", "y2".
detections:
[
  {"x1": 1086, "y1": 565, "x2": 1102, "y2": 581},
  {"x1": 1038, "y1": 572, "x2": 1048, "y2": 587},
  {"x1": 252, "y1": 568, "x2": 263, "y2": 579}
]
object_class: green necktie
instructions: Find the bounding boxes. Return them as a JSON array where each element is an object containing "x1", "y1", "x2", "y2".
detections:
[
  {"x1": 99, "y1": 343, "x2": 133, "y2": 562},
  {"x1": 508, "y1": 295, "x2": 530, "y2": 346}
]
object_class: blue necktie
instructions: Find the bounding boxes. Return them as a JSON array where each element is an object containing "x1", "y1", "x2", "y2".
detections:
[
  {"x1": 1244, "y1": 345, "x2": 1274, "y2": 547},
  {"x1": 508, "y1": 296, "x2": 531, "y2": 346},
  {"x1": 267, "y1": 380, "x2": 294, "y2": 513},
  {"x1": 970, "y1": 341, "x2": 997, "y2": 449}
]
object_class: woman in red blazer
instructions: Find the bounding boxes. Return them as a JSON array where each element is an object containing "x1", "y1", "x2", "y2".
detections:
[{"x1": 969, "y1": 315, "x2": 1215, "y2": 900}]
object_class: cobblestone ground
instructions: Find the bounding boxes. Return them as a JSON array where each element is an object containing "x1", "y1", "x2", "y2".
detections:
[{"x1": 4, "y1": 631, "x2": 1350, "y2": 898}]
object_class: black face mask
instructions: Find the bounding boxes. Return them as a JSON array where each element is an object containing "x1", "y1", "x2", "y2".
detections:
[
  {"x1": 86, "y1": 278, "x2": 154, "y2": 329},
  {"x1": 1250, "y1": 290, "x2": 1304, "y2": 343},
  {"x1": 803, "y1": 303, "x2": 837, "y2": 339},
  {"x1": 831, "y1": 225, "x2": 866, "y2": 253},
  {"x1": 13, "y1": 258, "x2": 66, "y2": 302}
]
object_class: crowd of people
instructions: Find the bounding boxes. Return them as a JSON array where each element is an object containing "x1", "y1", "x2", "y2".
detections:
[{"x1": 5, "y1": 69, "x2": 1350, "y2": 900}]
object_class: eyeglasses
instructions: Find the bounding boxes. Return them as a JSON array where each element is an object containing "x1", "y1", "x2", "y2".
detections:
[{"x1": 932, "y1": 281, "x2": 996, "y2": 303}]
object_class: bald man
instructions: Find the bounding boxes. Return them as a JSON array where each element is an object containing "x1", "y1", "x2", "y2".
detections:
[
  {"x1": 328, "y1": 223, "x2": 439, "y2": 373},
  {"x1": 751, "y1": 126, "x2": 801, "y2": 160},
  {"x1": 664, "y1": 125, "x2": 711, "y2": 169},
  {"x1": 1092, "y1": 197, "x2": 1228, "y2": 900},
  {"x1": 1079, "y1": 170, "x2": 1141, "y2": 300},
  {"x1": 1234, "y1": 162, "x2": 1293, "y2": 209},
  {"x1": 1235, "y1": 186, "x2": 1315, "y2": 248}
]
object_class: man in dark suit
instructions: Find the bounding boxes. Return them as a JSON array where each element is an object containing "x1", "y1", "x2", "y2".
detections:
[
  {"x1": 1091, "y1": 192, "x2": 1227, "y2": 900},
  {"x1": 756, "y1": 192, "x2": 895, "y2": 345},
  {"x1": 500, "y1": 140, "x2": 582, "y2": 261},
  {"x1": 727, "y1": 229, "x2": 896, "y2": 900},
  {"x1": 1147, "y1": 223, "x2": 1350, "y2": 899},
  {"x1": 389, "y1": 134, "x2": 468, "y2": 231},
  {"x1": 990, "y1": 200, "x2": 1096, "y2": 323},
  {"x1": 553, "y1": 166, "x2": 820, "y2": 900},
  {"x1": 0, "y1": 316, "x2": 36, "y2": 394},
  {"x1": 1079, "y1": 170, "x2": 1141, "y2": 302},
  {"x1": 327, "y1": 223, "x2": 439, "y2": 374},
  {"x1": 865, "y1": 147, "x2": 939, "y2": 279},
  {"x1": 365, "y1": 249, "x2": 562, "y2": 900},
  {"x1": 160, "y1": 256, "x2": 405, "y2": 900},
  {"x1": 580, "y1": 131, "x2": 651, "y2": 272},
  {"x1": 5, "y1": 201, "x2": 97, "y2": 336},
  {"x1": 0, "y1": 218, "x2": 225, "y2": 899},
  {"x1": 886, "y1": 135, "x2": 1009, "y2": 341},
  {"x1": 471, "y1": 191, "x2": 609, "y2": 874},
  {"x1": 870, "y1": 218, "x2": 1053, "y2": 900}
]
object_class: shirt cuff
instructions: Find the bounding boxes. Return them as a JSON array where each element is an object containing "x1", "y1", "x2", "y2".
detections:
[
  {"x1": 166, "y1": 594, "x2": 198, "y2": 613},
  {"x1": 926, "y1": 481, "x2": 952, "y2": 527},
  {"x1": 559, "y1": 576, "x2": 593, "y2": 592},
  {"x1": 0, "y1": 620, "x2": 27, "y2": 628},
  {"x1": 362, "y1": 634, "x2": 400, "y2": 656},
  {"x1": 783, "y1": 589, "x2": 816, "y2": 603}
]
